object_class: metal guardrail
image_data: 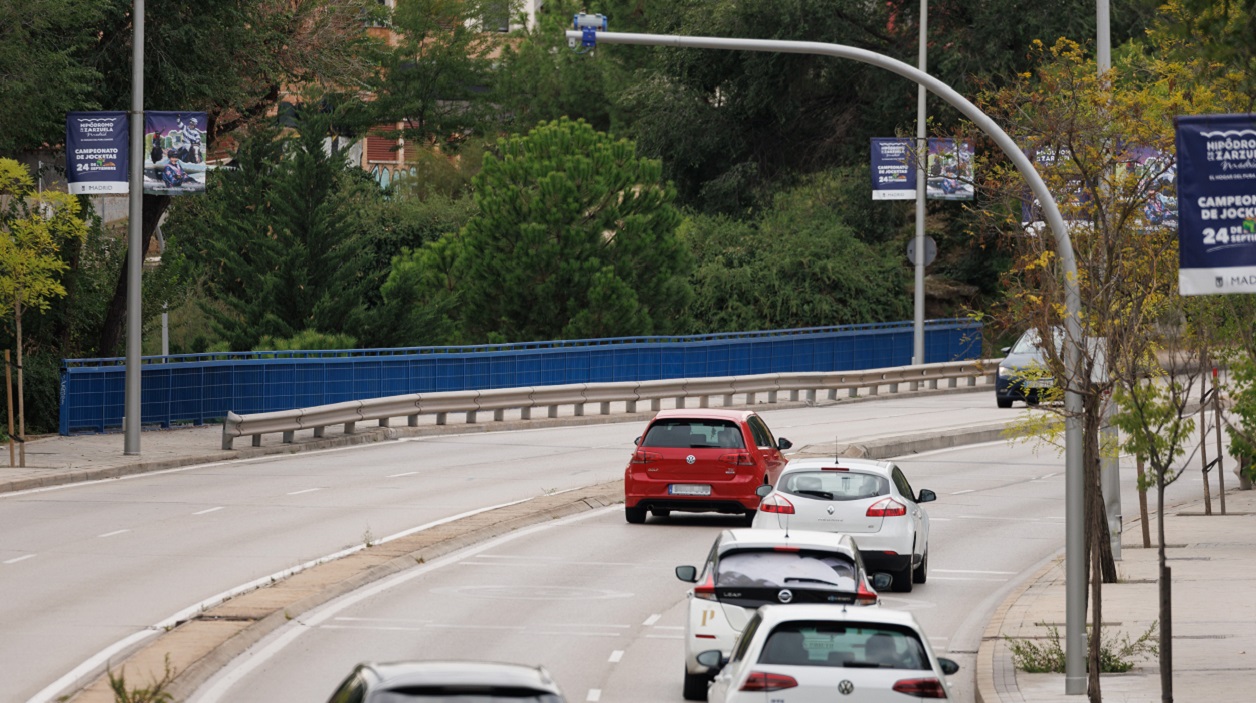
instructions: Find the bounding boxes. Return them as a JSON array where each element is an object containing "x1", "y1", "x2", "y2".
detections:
[{"x1": 222, "y1": 359, "x2": 999, "y2": 450}]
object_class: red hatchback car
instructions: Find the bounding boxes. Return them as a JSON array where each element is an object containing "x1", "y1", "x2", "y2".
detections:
[{"x1": 624, "y1": 409, "x2": 792, "y2": 524}]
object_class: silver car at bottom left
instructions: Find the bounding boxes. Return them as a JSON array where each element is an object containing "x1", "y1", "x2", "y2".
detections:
[{"x1": 326, "y1": 661, "x2": 568, "y2": 703}]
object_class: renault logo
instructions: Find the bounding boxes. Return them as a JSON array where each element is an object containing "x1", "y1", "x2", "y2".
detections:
[
  {"x1": 777, "y1": 589, "x2": 793, "y2": 603},
  {"x1": 827, "y1": 506, "x2": 835, "y2": 515},
  {"x1": 838, "y1": 680, "x2": 854, "y2": 695},
  {"x1": 686, "y1": 455, "x2": 696, "y2": 464}
]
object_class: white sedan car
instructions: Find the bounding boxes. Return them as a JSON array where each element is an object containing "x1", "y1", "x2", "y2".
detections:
[
  {"x1": 751, "y1": 458, "x2": 935, "y2": 592},
  {"x1": 674, "y1": 529, "x2": 892, "y2": 700},
  {"x1": 701, "y1": 604, "x2": 959, "y2": 702}
]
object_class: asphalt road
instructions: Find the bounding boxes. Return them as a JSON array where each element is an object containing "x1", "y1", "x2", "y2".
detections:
[
  {"x1": 187, "y1": 438, "x2": 1211, "y2": 703},
  {"x1": 3, "y1": 394, "x2": 1017, "y2": 702}
]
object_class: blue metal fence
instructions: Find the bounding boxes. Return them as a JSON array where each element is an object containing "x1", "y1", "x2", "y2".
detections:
[{"x1": 59, "y1": 319, "x2": 982, "y2": 435}]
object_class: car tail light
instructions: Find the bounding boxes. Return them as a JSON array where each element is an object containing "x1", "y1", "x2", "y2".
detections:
[
  {"x1": 759, "y1": 494, "x2": 795, "y2": 514},
  {"x1": 892, "y1": 677, "x2": 948, "y2": 698},
  {"x1": 867, "y1": 497, "x2": 907, "y2": 517},
  {"x1": 856, "y1": 579, "x2": 879, "y2": 606},
  {"x1": 740, "y1": 672, "x2": 798, "y2": 692},
  {"x1": 719, "y1": 452, "x2": 756, "y2": 466},
  {"x1": 693, "y1": 574, "x2": 718, "y2": 602},
  {"x1": 631, "y1": 450, "x2": 662, "y2": 464}
]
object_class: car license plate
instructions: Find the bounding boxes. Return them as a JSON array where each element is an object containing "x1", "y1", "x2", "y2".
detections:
[
  {"x1": 1025, "y1": 378, "x2": 1053, "y2": 388},
  {"x1": 669, "y1": 484, "x2": 711, "y2": 496}
]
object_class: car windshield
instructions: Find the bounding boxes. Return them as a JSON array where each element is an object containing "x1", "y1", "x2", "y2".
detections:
[
  {"x1": 778, "y1": 471, "x2": 887, "y2": 501},
  {"x1": 641, "y1": 419, "x2": 744, "y2": 449},
  {"x1": 757, "y1": 621, "x2": 929, "y2": 670},
  {"x1": 375, "y1": 691, "x2": 564, "y2": 702},
  {"x1": 716, "y1": 550, "x2": 857, "y2": 590}
]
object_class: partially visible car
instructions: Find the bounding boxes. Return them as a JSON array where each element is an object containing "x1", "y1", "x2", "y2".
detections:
[
  {"x1": 674, "y1": 529, "x2": 892, "y2": 700},
  {"x1": 701, "y1": 604, "x2": 960, "y2": 702},
  {"x1": 996, "y1": 328, "x2": 1056, "y2": 408},
  {"x1": 326, "y1": 661, "x2": 567, "y2": 703},
  {"x1": 751, "y1": 457, "x2": 935, "y2": 593},
  {"x1": 623, "y1": 409, "x2": 792, "y2": 525}
]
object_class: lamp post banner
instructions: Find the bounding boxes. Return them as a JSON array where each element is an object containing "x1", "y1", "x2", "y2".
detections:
[
  {"x1": 871, "y1": 138, "x2": 916, "y2": 200},
  {"x1": 926, "y1": 138, "x2": 974, "y2": 200},
  {"x1": 143, "y1": 111, "x2": 208, "y2": 195},
  {"x1": 1176, "y1": 113, "x2": 1256, "y2": 295},
  {"x1": 65, "y1": 112, "x2": 129, "y2": 195}
]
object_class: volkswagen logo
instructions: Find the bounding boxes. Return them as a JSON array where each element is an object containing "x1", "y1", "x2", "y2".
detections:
[
  {"x1": 777, "y1": 589, "x2": 793, "y2": 603},
  {"x1": 838, "y1": 680, "x2": 854, "y2": 695},
  {"x1": 686, "y1": 455, "x2": 696, "y2": 464}
]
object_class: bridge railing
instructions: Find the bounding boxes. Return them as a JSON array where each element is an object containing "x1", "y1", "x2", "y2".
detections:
[{"x1": 222, "y1": 359, "x2": 999, "y2": 450}]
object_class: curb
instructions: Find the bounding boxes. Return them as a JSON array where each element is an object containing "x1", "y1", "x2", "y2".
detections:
[
  {"x1": 974, "y1": 552, "x2": 1065, "y2": 703},
  {"x1": 65, "y1": 482, "x2": 624, "y2": 703},
  {"x1": 794, "y1": 422, "x2": 1013, "y2": 461},
  {"x1": 3, "y1": 384, "x2": 992, "y2": 496}
]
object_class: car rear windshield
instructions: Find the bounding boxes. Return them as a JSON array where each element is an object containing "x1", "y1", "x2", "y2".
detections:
[
  {"x1": 716, "y1": 550, "x2": 858, "y2": 591},
  {"x1": 778, "y1": 471, "x2": 888, "y2": 501},
  {"x1": 641, "y1": 419, "x2": 744, "y2": 449},
  {"x1": 757, "y1": 621, "x2": 929, "y2": 670}
]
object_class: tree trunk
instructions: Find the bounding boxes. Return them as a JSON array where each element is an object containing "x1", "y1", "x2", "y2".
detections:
[
  {"x1": 1083, "y1": 392, "x2": 1119, "y2": 583},
  {"x1": 1088, "y1": 512, "x2": 1103, "y2": 702},
  {"x1": 97, "y1": 194, "x2": 171, "y2": 357},
  {"x1": 15, "y1": 297, "x2": 24, "y2": 468},
  {"x1": 1137, "y1": 455, "x2": 1152, "y2": 548}
]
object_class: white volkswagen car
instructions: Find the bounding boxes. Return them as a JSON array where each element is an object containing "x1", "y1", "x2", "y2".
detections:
[
  {"x1": 674, "y1": 529, "x2": 891, "y2": 700},
  {"x1": 701, "y1": 604, "x2": 959, "y2": 702},
  {"x1": 751, "y1": 458, "x2": 935, "y2": 592}
]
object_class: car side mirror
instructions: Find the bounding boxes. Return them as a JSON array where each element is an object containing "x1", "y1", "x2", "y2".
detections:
[
  {"x1": 675, "y1": 565, "x2": 698, "y2": 583},
  {"x1": 938, "y1": 657, "x2": 960, "y2": 675},
  {"x1": 755, "y1": 484, "x2": 773, "y2": 498},
  {"x1": 1001, "y1": 346, "x2": 1011, "y2": 354},
  {"x1": 917, "y1": 489, "x2": 937, "y2": 504},
  {"x1": 871, "y1": 572, "x2": 893, "y2": 591},
  {"x1": 634, "y1": 436, "x2": 642, "y2": 446},
  {"x1": 777, "y1": 437, "x2": 793, "y2": 450},
  {"x1": 696, "y1": 650, "x2": 728, "y2": 671}
]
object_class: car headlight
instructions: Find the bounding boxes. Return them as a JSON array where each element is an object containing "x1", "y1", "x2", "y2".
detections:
[{"x1": 998, "y1": 366, "x2": 1012, "y2": 375}]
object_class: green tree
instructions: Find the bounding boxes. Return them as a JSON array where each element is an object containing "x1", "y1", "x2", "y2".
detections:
[
  {"x1": 449, "y1": 118, "x2": 693, "y2": 342},
  {"x1": 167, "y1": 115, "x2": 387, "y2": 350},
  {"x1": 687, "y1": 170, "x2": 911, "y2": 332},
  {"x1": 0, "y1": 159, "x2": 88, "y2": 456}
]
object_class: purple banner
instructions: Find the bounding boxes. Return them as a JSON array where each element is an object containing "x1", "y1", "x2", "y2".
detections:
[
  {"x1": 871, "y1": 138, "x2": 916, "y2": 200},
  {"x1": 66, "y1": 112, "x2": 128, "y2": 195}
]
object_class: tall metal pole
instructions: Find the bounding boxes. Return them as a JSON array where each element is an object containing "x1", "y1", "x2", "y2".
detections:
[
  {"x1": 566, "y1": 32, "x2": 1088, "y2": 696},
  {"x1": 912, "y1": 0, "x2": 927, "y2": 366},
  {"x1": 124, "y1": 0, "x2": 144, "y2": 455}
]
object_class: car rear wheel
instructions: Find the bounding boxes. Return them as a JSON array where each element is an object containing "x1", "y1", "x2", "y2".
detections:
[
  {"x1": 913, "y1": 548, "x2": 929, "y2": 584},
  {"x1": 682, "y1": 667, "x2": 709, "y2": 701},
  {"x1": 739, "y1": 509, "x2": 756, "y2": 527},
  {"x1": 625, "y1": 505, "x2": 647, "y2": 524},
  {"x1": 996, "y1": 396, "x2": 1013, "y2": 409}
]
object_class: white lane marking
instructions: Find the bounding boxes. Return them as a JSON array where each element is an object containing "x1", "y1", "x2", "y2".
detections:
[
  {"x1": 952, "y1": 489, "x2": 975, "y2": 495},
  {"x1": 193, "y1": 507, "x2": 223, "y2": 516},
  {"x1": 645, "y1": 634, "x2": 684, "y2": 640},
  {"x1": 933, "y1": 569, "x2": 1016, "y2": 575},
  {"x1": 955, "y1": 515, "x2": 1064, "y2": 522},
  {"x1": 286, "y1": 488, "x2": 321, "y2": 496},
  {"x1": 889, "y1": 438, "x2": 1012, "y2": 460},
  {"x1": 38, "y1": 497, "x2": 547, "y2": 703},
  {"x1": 4, "y1": 554, "x2": 35, "y2": 564},
  {"x1": 608, "y1": 650, "x2": 624, "y2": 663},
  {"x1": 652, "y1": 625, "x2": 684, "y2": 631},
  {"x1": 98, "y1": 529, "x2": 129, "y2": 538},
  {"x1": 930, "y1": 517, "x2": 952, "y2": 522},
  {"x1": 587, "y1": 689, "x2": 602, "y2": 702},
  {"x1": 458, "y1": 559, "x2": 643, "y2": 567},
  {"x1": 387, "y1": 472, "x2": 418, "y2": 478},
  {"x1": 322, "y1": 623, "x2": 624, "y2": 637},
  {"x1": 642, "y1": 614, "x2": 661, "y2": 626},
  {"x1": 928, "y1": 576, "x2": 1009, "y2": 582},
  {"x1": 1038, "y1": 473, "x2": 1058, "y2": 479},
  {"x1": 188, "y1": 506, "x2": 615, "y2": 703}
]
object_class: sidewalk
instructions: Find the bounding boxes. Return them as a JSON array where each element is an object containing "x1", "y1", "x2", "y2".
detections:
[{"x1": 976, "y1": 487, "x2": 1256, "y2": 703}]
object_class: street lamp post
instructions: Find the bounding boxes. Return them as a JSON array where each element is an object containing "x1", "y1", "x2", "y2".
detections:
[
  {"x1": 124, "y1": 0, "x2": 144, "y2": 455},
  {"x1": 566, "y1": 25, "x2": 1088, "y2": 694},
  {"x1": 913, "y1": 0, "x2": 927, "y2": 366}
]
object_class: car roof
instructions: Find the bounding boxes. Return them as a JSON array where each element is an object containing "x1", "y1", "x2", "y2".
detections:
[
  {"x1": 649, "y1": 408, "x2": 755, "y2": 422},
  {"x1": 361, "y1": 661, "x2": 563, "y2": 693},
  {"x1": 779, "y1": 457, "x2": 893, "y2": 476},
  {"x1": 755, "y1": 604, "x2": 923, "y2": 630},
  {"x1": 714, "y1": 528, "x2": 859, "y2": 555}
]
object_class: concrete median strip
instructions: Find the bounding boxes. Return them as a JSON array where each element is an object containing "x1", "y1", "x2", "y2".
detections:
[{"x1": 62, "y1": 482, "x2": 623, "y2": 703}]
